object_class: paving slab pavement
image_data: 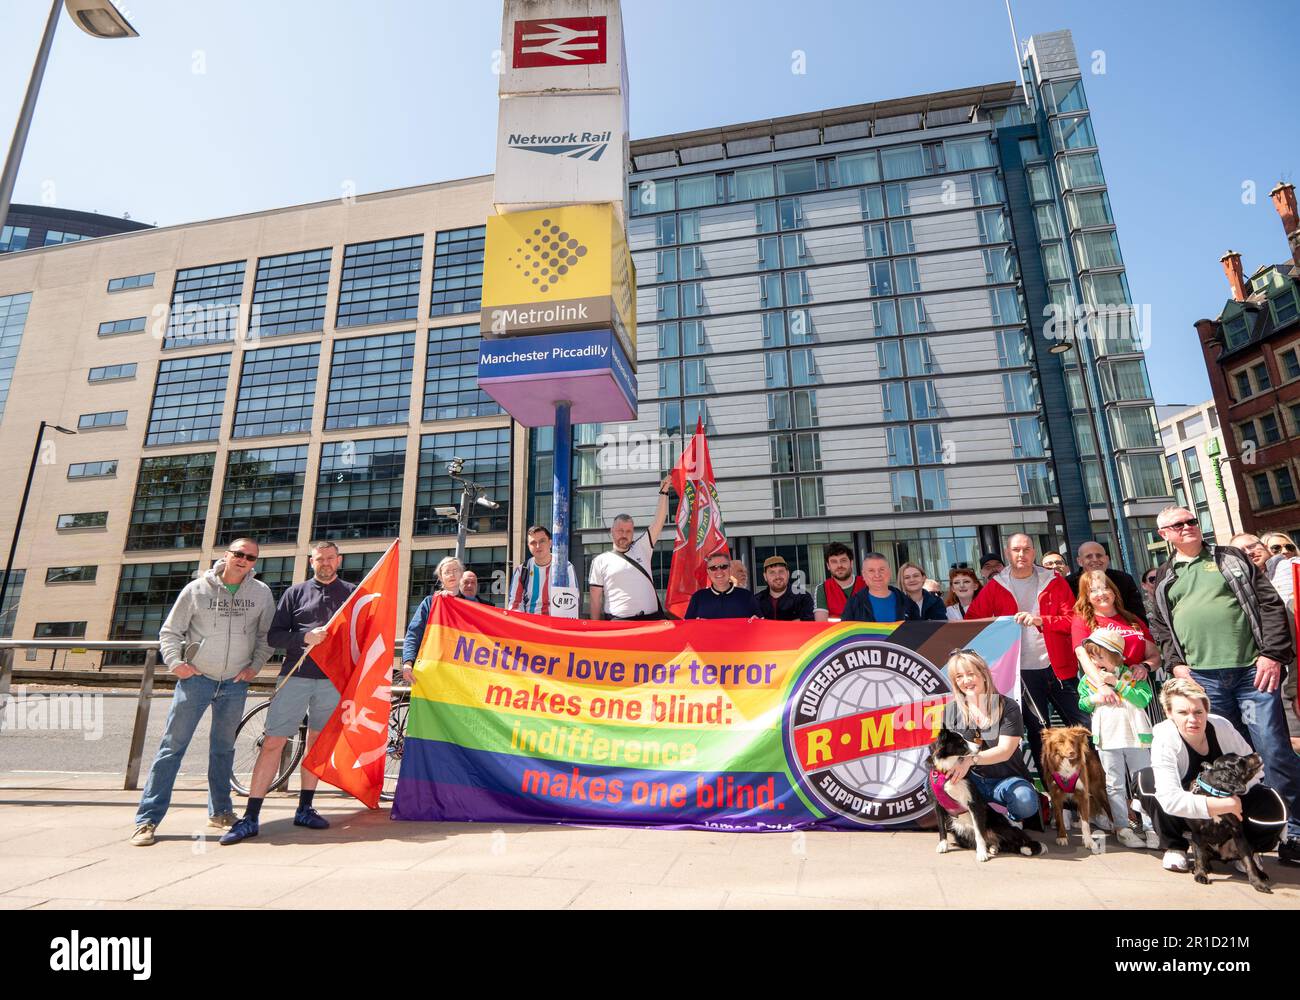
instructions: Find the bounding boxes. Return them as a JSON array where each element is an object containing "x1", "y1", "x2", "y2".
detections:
[{"x1": 2, "y1": 772, "x2": 1298, "y2": 910}]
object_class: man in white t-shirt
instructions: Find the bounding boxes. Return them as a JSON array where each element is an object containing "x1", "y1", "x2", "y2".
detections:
[{"x1": 588, "y1": 475, "x2": 673, "y2": 621}]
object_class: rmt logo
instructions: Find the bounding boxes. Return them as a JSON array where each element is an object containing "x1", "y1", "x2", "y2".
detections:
[{"x1": 49, "y1": 931, "x2": 151, "y2": 980}]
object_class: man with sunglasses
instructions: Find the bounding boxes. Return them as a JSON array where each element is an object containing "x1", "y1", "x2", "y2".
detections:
[
  {"x1": 1148, "y1": 507, "x2": 1300, "y2": 864},
  {"x1": 684, "y1": 553, "x2": 760, "y2": 619},
  {"x1": 1229, "y1": 532, "x2": 1271, "y2": 571},
  {"x1": 1140, "y1": 567, "x2": 1160, "y2": 620},
  {"x1": 131, "y1": 538, "x2": 276, "y2": 847}
]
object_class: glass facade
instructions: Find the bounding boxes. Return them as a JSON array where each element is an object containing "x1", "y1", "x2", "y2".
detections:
[
  {"x1": 424, "y1": 323, "x2": 500, "y2": 420},
  {"x1": 108, "y1": 562, "x2": 199, "y2": 663},
  {"x1": 165, "y1": 260, "x2": 246, "y2": 348},
  {"x1": 337, "y1": 236, "x2": 422, "y2": 328},
  {"x1": 0, "y1": 569, "x2": 23, "y2": 638},
  {"x1": 125, "y1": 453, "x2": 216, "y2": 551},
  {"x1": 408, "y1": 545, "x2": 505, "y2": 620},
  {"x1": 145, "y1": 353, "x2": 231, "y2": 446},
  {"x1": 324, "y1": 331, "x2": 416, "y2": 429},
  {"x1": 250, "y1": 248, "x2": 331, "y2": 337},
  {"x1": 0, "y1": 291, "x2": 33, "y2": 421},
  {"x1": 232, "y1": 342, "x2": 320, "y2": 438},
  {"x1": 415, "y1": 428, "x2": 510, "y2": 536},
  {"x1": 429, "y1": 226, "x2": 486, "y2": 316},
  {"x1": 312, "y1": 437, "x2": 406, "y2": 540},
  {"x1": 217, "y1": 445, "x2": 308, "y2": 545}
]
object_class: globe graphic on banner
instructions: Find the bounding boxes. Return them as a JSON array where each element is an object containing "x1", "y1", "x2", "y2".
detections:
[
  {"x1": 784, "y1": 638, "x2": 950, "y2": 826},
  {"x1": 820, "y1": 668, "x2": 932, "y2": 802}
]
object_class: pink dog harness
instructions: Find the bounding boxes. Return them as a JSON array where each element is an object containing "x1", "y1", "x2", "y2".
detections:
[
  {"x1": 929, "y1": 769, "x2": 966, "y2": 816},
  {"x1": 1051, "y1": 771, "x2": 1080, "y2": 794}
]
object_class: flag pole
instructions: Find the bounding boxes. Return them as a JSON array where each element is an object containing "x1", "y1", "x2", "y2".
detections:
[{"x1": 550, "y1": 400, "x2": 573, "y2": 596}]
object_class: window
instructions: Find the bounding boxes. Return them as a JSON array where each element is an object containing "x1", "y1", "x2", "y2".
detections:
[
  {"x1": 659, "y1": 322, "x2": 682, "y2": 356},
  {"x1": 995, "y1": 329, "x2": 1031, "y2": 367},
  {"x1": 757, "y1": 236, "x2": 781, "y2": 271},
  {"x1": 415, "y1": 428, "x2": 510, "y2": 535},
  {"x1": 337, "y1": 235, "x2": 422, "y2": 327},
  {"x1": 735, "y1": 166, "x2": 775, "y2": 200},
  {"x1": 108, "y1": 562, "x2": 199, "y2": 662},
  {"x1": 57, "y1": 511, "x2": 108, "y2": 530},
  {"x1": 1100, "y1": 359, "x2": 1152, "y2": 402},
  {"x1": 1051, "y1": 116, "x2": 1096, "y2": 151},
  {"x1": 982, "y1": 248, "x2": 1015, "y2": 284},
  {"x1": 631, "y1": 179, "x2": 675, "y2": 216},
  {"x1": 655, "y1": 215, "x2": 678, "y2": 246},
  {"x1": 776, "y1": 160, "x2": 817, "y2": 195},
  {"x1": 977, "y1": 209, "x2": 1009, "y2": 244},
  {"x1": 1271, "y1": 288, "x2": 1300, "y2": 327},
  {"x1": 1009, "y1": 416, "x2": 1045, "y2": 457},
  {"x1": 1119, "y1": 454, "x2": 1170, "y2": 500},
  {"x1": 1108, "y1": 406, "x2": 1160, "y2": 449},
  {"x1": 1073, "y1": 231, "x2": 1123, "y2": 271},
  {"x1": 429, "y1": 226, "x2": 486, "y2": 316},
  {"x1": 0, "y1": 292, "x2": 32, "y2": 422},
  {"x1": 660, "y1": 401, "x2": 683, "y2": 437},
  {"x1": 682, "y1": 281, "x2": 706, "y2": 315},
  {"x1": 1260, "y1": 412, "x2": 1282, "y2": 444},
  {"x1": 88, "y1": 363, "x2": 136, "y2": 382},
  {"x1": 799, "y1": 477, "x2": 826, "y2": 517},
  {"x1": 68, "y1": 460, "x2": 117, "y2": 479},
  {"x1": 1026, "y1": 166, "x2": 1052, "y2": 203},
  {"x1": 889, "y1": 220, "x2": 915, "y2": 254},
  {"x1": 886, "y1": 426, "x2": 913, "y2": 466},
  {"x1": 1033, "y1": 205, "x2": 1061, "y2": 241},
  {"x1": 1082, "y1": 271, "x2": 1131, "y2": 307},
  {"x1": 145, "y1": 352, "x2": 231, "y2": 446},
  {"x1": 0, "y1": 225, "x2": 31, "y2": 252},
  {"x1": 45, "y1": 566, "x2": 97, "y2": 584},
  {"x1": 1277, "y1": 468, "x2": 1298, "y2": 505},
  {"x1": 860, "y1": 186, "x2": 885, "y2": 220},
  {"x1": 683, "y1": 359, "x2": 708, "y2": 394},
  {"x1": 678, "y1": 211, "x2": 700, "y2": 243},
  {"x1": 1046, "y1": 78, "x2": 1087, "y2": 113},
  {"x1": 770, "y1": 434, "x2": 795, "y2": 474},
  {"x1": 895, "y1": 257, "x2": 921, "y2": 293},
  {"x1": 767, "y1": 393, "x2": 791, "y2": 430},
  {"x1": 765, "y1": 353, "x2": 788, "y2": 388},
  {"x1": 881, "y1": 383, "x2": 907, "y2": 422},
  {"x1": 869, "y1": 261, "x2": 893, "y2": 297},
  {"x1": 1252, "y1": 362, "x2": 1272, "y2": 392},
  {"x1": 254, "y1": 556, "x2": 299, "y2": 603},
  {"x1": 920, "y1": 469, "x2": 950, "y2": 511},
  {"x1": 874, "y1": 299, "x2": 899, "y2": 335},
  {"x1": 1279, "y1": 346, "x2": 1300, "y2": 381},
  {"x1": 1234, "y1": 370, "x2": 1252, "y2": 400},
  {"x1": 125, "y1": 452, "x2": 216, "y2": 550},
  {"x1": 885, "y1": 183, "x2": 910, "y2": 216},
  {"x1": 796, "y1": 432, "x2": 822, "y2": 472},
  {"x1": 899, "y1": 298, "x2": 930, "y2": 334},
  {"x1": 233, "y1": 342, "x2": 320, "y2": 437},
  {"x1": 676, "y1": 174, "x2": 716, "y2": 208},
  {"x1": 165, "y1": 259, "x2": 246, "y2": 347},
  {"x1": 777, "y1": 198, "x2": 804, "y2": 231},
  {"x1": 217, "y1": 445, "x2": 308, "y2": 545},
  {"x1": 35, "y1": 621, "x2": 88, "y2": 638},
  {"x1": 325, "y1": 331, "x2": 416, "y2": 429},
  {"x1": 1058, "y1": 152, "x2": 1105, "y2": 190},
  {"x1": 657, "y1": 286, "x2": 679, "y2": 320},
  {"x1": 909, "y1": 380, "x2": 939, "y2": 419},
  {"x1": 250, "y1": 247, "x2": 331, "y2": 337},
  {"x1": 108, "y1": 272, "x2": 154, "y2": 292},
  {"x1": 313, "y1": 437, "x2": 406, "y2": 540},
  {"x1": 408, "y1": 546, "x2": 507, "y2": 619},
  {"x1": 98, "y1": 316, "x2": 146, "y2": 337},
  {"x1": 660, "y1": 360, "x2": 683, "y2": 395},
  {"x1": 971, "y1": 173, "x2": 1002, "y2": 207},
  {"x1": 793, "y1": 389, "x2": 819, "y2": 428},
  {"x1": 904, "y1": 338, "x2": 934, "y2": 375},
  {"x1": 989, "y1": 288, "x2": 1023, "y2": 325},
  {"x1": 915, "y1": 424, "x2": 944, "y2": 464},
  {"x1": 890, "y1": 471, "x2": 919, "y2": 512},
  {"x1": 1064, "y1": 191, "x2": 1114, "y2": 229},
  {"x1": 1254, "y1": 473, "x2": 1275, "y2": 509},
  {"x1": 838, "y1": 151, "x2": 880, "y2": 185},
  {"x1": 1002, "y1": 372, "x2": 1037, "y2": 410},
  {"x1": 44, "y1": 231, "x2": 88, "y2": 246},
  {"x1": 1017, "y1": 463, "x2": 1056, "y2": 505},
  {"x1": 944, "y1": 137, "x2": 994, "y2": 170},
  {"x1": 876, "y1": 341, "x2": 902, "y2": 379},
  {"x1": 881, "y1": 145, "x2": 925, "y2": 180},
  {"x1": 773, "y1": 478, "x2": 799, "y2": 519},
  {"x1": 424, "y1": 323, "x2": 499, "y2": 419},
  {"x1": 78, "y1": 410, "x2": 127, "y2": 430}
]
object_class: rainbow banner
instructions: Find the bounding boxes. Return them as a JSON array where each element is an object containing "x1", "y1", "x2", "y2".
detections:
[{"x1": 391, "y1": 599, "x2": 1021, "y2": 831}]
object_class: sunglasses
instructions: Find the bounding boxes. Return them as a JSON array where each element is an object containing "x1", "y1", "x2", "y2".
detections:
[
  {"x1": 1144, "y1": 575, "x2": 1156, "y2": 584},
  {"x1": 1160, "y1": 518, "x2": 1199, "y2": 531},
  {"x1": 227, "y1": 550, "x2": 258, "y2": 563},
  {"x1": 707, "y1": 564, "x2": 731, "y2": 572},
  {"x1": 1271, "y1": 543, "x2": 1298, "y2": 554}
]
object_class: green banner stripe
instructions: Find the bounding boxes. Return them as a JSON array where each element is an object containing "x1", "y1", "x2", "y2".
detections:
[{"x1": 408, "y1": 697, "x2": 789, "y2": 773}]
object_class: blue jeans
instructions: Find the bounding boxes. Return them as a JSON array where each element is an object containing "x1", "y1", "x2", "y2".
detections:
[
  {"x1": 1191, "y1": 667, "x2": 1300, "y2": 842},
  {"x1": 967, "y1": 773, "x2": 1040, "y2": 820},
  {"x1": 135, "y1": 674, "x2": 249, "y2": 827}
]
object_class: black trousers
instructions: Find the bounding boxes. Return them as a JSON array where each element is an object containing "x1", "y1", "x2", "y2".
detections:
[
  {"x1": 606, "y1": 611, "x2": 666, "y2": 621},
  {"x1": 1134, "y1": 768, "x2": 1286, "y2": 853},
  {"x1": 1020, "y1": 669, "x2": 1090, "y2": 776}
]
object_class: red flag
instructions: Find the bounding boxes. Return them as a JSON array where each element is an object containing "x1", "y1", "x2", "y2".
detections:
[
  {"x1": 302, "y1": 540, "x2": 400, "y2": 809},
  {"x1": 666, "y1": 418, "x2": 730, "y2": 619}
]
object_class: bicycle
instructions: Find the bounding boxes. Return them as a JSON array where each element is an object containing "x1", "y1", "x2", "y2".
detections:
[{"x1": 231, "y1": 688, "x2": 410, "y2": 804}]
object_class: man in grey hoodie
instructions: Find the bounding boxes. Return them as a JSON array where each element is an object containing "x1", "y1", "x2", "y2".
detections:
[{"x1": 131, "y1": 538, "x2": 276, "y2": 846}]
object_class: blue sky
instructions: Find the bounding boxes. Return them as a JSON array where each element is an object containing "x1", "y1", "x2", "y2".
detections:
[{"x1": 2, "y1": 0, "x2": 1296, "y2": 404}]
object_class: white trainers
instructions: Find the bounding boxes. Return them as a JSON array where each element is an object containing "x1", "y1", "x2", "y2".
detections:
[
  {"x1": 130, "y1": 823, "x2": 157, "y2": 847},
  {"x1": 1117, "y1": 827, "x2": 1145, "y2": 849},
  {"x1": 1144, "y1": 829, "x2": 1160, "y2": 850},
  {"x1": 1162, "y1": 849, "x2": 1189, "y2": 872}
]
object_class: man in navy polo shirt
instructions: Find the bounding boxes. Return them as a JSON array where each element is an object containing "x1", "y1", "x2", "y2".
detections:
[
  {"x1": 221, "y1": 540, "x2": 356, "y2": 845},
  {"x1": 684, "y1": 554, "x2": 760, "y2": 620}
]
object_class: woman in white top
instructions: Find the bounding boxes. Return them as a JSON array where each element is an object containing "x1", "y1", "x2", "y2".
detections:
[
  {"x1": 1133, "y1": 678, "x2": 1287, "y2": 873},
  {"x1": 944, "y1": 568, "x2": 981, "y2": 621}
]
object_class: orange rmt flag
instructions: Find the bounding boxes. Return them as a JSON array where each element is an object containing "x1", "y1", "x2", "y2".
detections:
[
  {"x1": 666, "y1": 417, "x2": 730, "y2": 619},
  {"x1": 302, "y1": 539, "x2": 400, "y2": 809}
]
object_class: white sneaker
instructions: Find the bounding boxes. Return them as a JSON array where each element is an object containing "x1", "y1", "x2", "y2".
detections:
[
  {"x1": 1116, "y1": 828, "x2": 1145, "y2": 849},
  {"x1": 130, "y1": 823, "x2": 157, "y2": 847},
  {"x1": 1144, "y1": 829, "x2": 1160, "y2": 850},
  {"x1": 1162, "y1": 849, "x2": 1189, "y2": 872}
]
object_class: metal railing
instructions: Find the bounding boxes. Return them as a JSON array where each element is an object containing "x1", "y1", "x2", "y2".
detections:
[{"x1": 1, "y1": 639, "x2": 159, "y2": 791}]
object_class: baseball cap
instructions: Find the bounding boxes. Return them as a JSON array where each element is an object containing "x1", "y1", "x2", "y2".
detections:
[
  {"x1": 1084, "y1": 629, "x2": 1126, "y2": 658},
  {"x1": 763, "y1": 555, "x2": 788, "y2": 570},
  {"x1": 979, "y1": 552, "x2": 1003, "y2": 569}
]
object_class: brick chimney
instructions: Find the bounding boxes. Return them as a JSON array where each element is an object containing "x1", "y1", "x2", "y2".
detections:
[
  {"x1": 1270, "y1": 182, "x2": 1300, "y2": 267},
  {"x1": 1221, "y1": 250, "x2": 1247, "y2": 301}
]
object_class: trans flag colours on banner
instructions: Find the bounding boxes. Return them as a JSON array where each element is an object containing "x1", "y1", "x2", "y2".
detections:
[
  {"x1": 665, "y1": 418, "x2": 729, "y2": 620},
  {"x1": 391, "y1": 599, "x2": 1021, "y2": 830}
]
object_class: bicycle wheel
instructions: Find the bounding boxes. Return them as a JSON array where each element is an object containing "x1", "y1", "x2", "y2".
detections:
[
  {"x1": 230, "y1": 700, "x2": 306, "y2": 796},
  {"x1": 380, "y1": 695, "x2": 409, "y2": 803}
]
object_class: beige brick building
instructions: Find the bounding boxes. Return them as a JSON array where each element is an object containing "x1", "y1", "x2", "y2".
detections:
[{"x1": 0, "y1": 177, "x2": 527, "y2": 663}]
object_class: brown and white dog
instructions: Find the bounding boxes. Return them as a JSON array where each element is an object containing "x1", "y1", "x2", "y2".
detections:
[{"x1": 1040, "y1": 726, "x2": 1112, "y2": 851}]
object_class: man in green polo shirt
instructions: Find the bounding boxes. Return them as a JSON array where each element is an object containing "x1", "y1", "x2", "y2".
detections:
[{"x1": 1148, "y1": 506, "x2": 1300, "y2": 865}]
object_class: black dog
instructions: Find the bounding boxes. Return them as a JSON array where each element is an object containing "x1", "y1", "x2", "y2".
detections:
[
  {"x1": 1186, "y1": 752, "x2": 1272, "y2": 894},
  {"x1": 927, "y1": 728, "x2": 1044, "y2": 863}
]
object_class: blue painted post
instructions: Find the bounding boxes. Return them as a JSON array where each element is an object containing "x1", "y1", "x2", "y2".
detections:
[{"x1": 550, "y1": 401, "x2": 573, "y2": 593}]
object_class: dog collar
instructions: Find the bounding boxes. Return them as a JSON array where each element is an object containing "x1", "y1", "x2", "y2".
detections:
[
  {"x1": 1195, "y1": 776, "x2": 1232, "y2": 798},
  {"x1": 1051, "y1": 771, "x2": 1080, "y2": 794}
]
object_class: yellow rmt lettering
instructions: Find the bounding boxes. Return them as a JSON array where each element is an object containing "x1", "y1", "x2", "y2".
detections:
[
  {"x1": 859, "y1": 713, "x2": 894, "y2": 751},
  {"x1": 804, "y1": 727, "x2": 833, "y2": 766}
]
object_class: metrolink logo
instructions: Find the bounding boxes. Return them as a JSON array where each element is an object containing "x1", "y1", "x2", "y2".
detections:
[{"x1": 507, "y1": 131, "x2": 612, "y2": 161}]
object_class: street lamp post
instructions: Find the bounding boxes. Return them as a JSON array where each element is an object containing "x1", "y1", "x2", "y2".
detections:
[
  {"x1": 439, "y1": 457, "x2": 498, "y2": 568},
  {"x1": 0, "y1": 420, "x2": 76, "y2": 634},
  {"x1": 0, "y1": 0, "x2": 138, "y2": 233},
  {"x1": 1049, "y1": 336, "x2": 1128, "y2": 570}
]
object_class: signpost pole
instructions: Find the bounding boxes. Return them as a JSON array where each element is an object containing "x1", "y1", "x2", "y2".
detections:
[{"x1": 551, "y1": 401, "x2": 573, "y2": 592}]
